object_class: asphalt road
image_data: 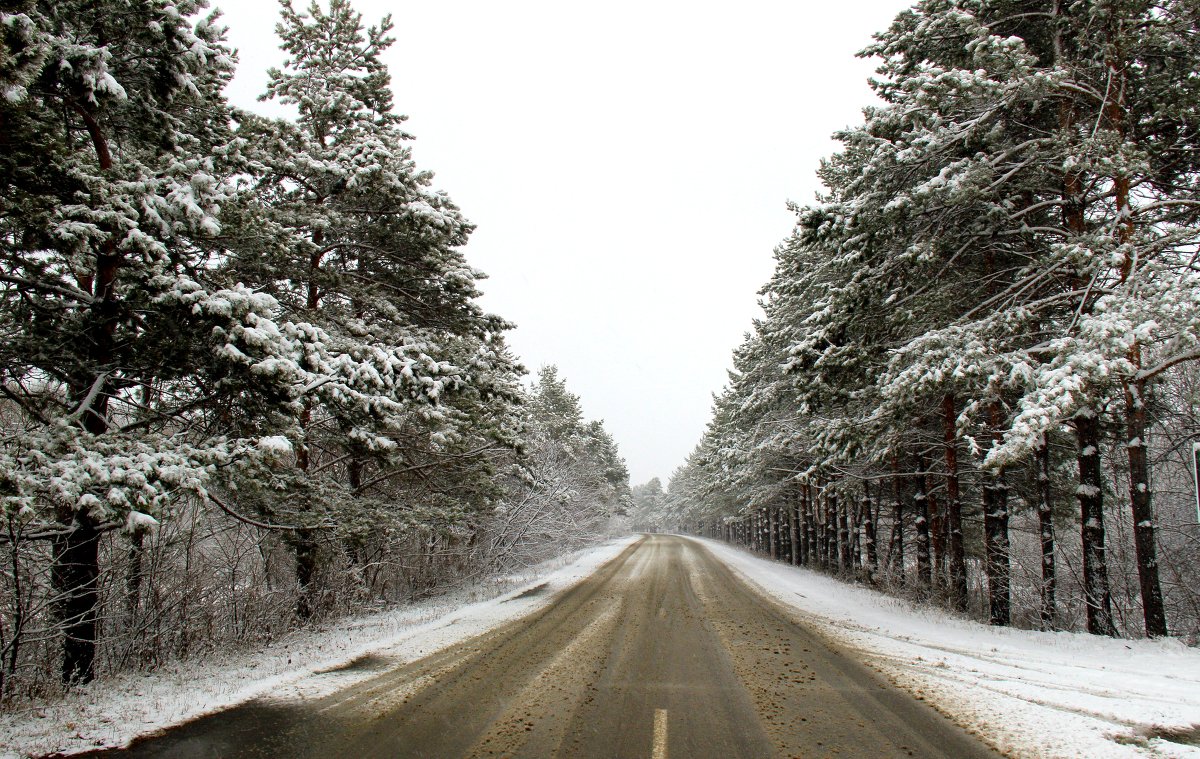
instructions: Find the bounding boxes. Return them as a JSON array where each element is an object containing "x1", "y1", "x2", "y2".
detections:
[{"x1": 91, "y1": 534, "x2": 1002, "y2": 759}]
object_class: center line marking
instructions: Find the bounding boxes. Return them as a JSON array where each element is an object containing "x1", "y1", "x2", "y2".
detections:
[{"x1": 652, "y1": 708, "x2": 668, "y2": 759}]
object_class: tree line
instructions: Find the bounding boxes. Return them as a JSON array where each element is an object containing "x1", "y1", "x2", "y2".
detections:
[
  {"x1": 0, "y1": 0, "x2": 630, "y2": 701},
  {"x1": 655, "y1": 0, "x2": 1200, "y2": 639}
]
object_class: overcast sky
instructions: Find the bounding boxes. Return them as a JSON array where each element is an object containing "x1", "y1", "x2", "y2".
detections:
[{"x1": 212, "y1": 0, "x2": 914, "y2": 486}]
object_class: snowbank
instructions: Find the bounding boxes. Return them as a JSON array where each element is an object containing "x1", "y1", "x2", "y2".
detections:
[
  {"x1": 698, "y1": 537, "x2": 1200, "y2": 759},
  {"x1": 0, "y1": 535, "x2": 639, "y2": 758}
]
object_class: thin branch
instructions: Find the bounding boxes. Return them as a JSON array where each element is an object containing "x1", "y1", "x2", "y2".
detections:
[
  {"x1": 205, "y1": 492, "x2": 327, "y2": 532},
  {"x1": 0, "y1": 274, "x2": 94, "y2": 303},
  {"x1": 1136, "y1": 350, "x2": 1200, "y2": 382},
  {"x1": 354, "y1": 445, "x2": 497, "y2": 494},
  {"x1": 0, "y1": 521, "x2": 122, "y2": 544}
]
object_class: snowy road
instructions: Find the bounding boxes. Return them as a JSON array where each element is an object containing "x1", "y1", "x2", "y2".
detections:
[{"x1": 84, "y1": 535, "x2": 999, "y2": 758}]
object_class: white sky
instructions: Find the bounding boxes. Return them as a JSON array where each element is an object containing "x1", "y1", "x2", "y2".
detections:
[{"x1": 212, "y1": 0, "x2": 914, "y2": 485}]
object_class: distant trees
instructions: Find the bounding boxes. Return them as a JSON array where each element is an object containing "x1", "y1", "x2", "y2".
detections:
[
  {"x1": 630, "y1": 478, "x2": 665, "y2": 532},
  {"x1": 480, "y1": 367, "x2": 631, "y2": 569},
  {"x1": 0, "y1": 0, "x2": 627, "y2": 700},
  {"x1": 659, "y1": 0, "x2": 1200, "y2": 640}
]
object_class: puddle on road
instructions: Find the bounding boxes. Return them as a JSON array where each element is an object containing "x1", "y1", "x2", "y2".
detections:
[
  {"x1": 505, "y1": 582, "x2": 549, "y2": 602},
  {"x1": 314, "y1": 653, "x2": 393, "y2": 675}
]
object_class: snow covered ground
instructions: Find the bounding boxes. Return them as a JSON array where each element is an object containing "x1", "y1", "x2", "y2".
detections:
[
  {"x1": 0, "y1": 536, "x2": 639, "y2": 759},
  {"x1": 698, "y1": 537, "x2": 1200, "y2": 759}
]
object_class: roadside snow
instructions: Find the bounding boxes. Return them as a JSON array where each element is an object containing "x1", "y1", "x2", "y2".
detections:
[
  {"x1": 698, "y1": 536, "x2": 1200, "y2": 759},
  {"x1": 0, "y1": 535, "x2": 639, "y2": 759}
]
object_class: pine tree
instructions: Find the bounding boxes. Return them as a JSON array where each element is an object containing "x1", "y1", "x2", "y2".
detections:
[
  {"x1": 226, "y1": 0, "x2": 522, "y2": 615},
  {"x1": 0, "y1": 0, "x2": 340, "y2": 681},
  {"x1": 663, "y1": 0, "x2": 1200, "y2": 637}
]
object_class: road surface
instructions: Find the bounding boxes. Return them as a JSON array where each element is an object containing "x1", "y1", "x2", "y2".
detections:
[{"x1": 93, "y1": 535, "x2": 1001, "y2": 758}]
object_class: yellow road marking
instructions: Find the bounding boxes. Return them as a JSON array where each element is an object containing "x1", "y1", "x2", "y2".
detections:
[{"x1": 652, "y1": 708, "x2": 668, "y2": 759}]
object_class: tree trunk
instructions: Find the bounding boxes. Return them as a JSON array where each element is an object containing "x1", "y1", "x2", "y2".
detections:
[
  {"x1": 984, "y1": 402, "x2": 1011, "y2": 626},
  {"x1": 1101, "y1": 25, "x2": 1166, "y2": 635},
  {"x1": 826, "y1": 492, "x2": 839, "y2": 571},
  {"x1": 1075, "y1": 409, "x2": 1116, "y2": 636},
  {"x1": 290, "y1": 529, "x2": 320, "y2": 620},
  {"x1": 765, "y1": 509, "x2": 772, "y2": 554},
  {"x1": 982, "y1": 478, "x2": 1011, "y2": 626},
  {"x1": 890, "y1": 456, "x2": 905, "y2": 585},
  {"x1": 51, "y1": 104, "x2": 121, "y2": 687},
  {"x1": 818, "y1": 488, "x2": 829, "y2": 568},
  {"x1": 787, "y1": 488, "x2": 799, "y2": 566},
  {"x1": 1036, "y1": 433, "x2": 1057, "y2": 629},
  {"x1": 913, "y1": 456, "x2": 933, "y2": 593},
  {"x1": 927, "y1": 483, "x2": 944, "y2": 592},
  {"x1": 803, "y1": 482, "x2": 816, "y2": 567},
  {"x1": 837, "y1": 493, "x2": 850, "y2": 571},
  {"x1": 53, "y1": 519, "x2": 101, "y2": 684},
  {"x1": 768, "y1": 506, "x2": 778, "y2": 560},
  {"x1": 850, "y1": 495, "x2": 862, "y2": 571},
  {"x1": 811, "y1": 489, "x2": 820, "y2": 566},
  {"x1": 863, "y1": 482, "x2": 878, "y2": 578},
  {"x1": 941, "y1": 394, "x2": 968, "y2": 611},
  {"x1": 1124, "y1": 378, "x2": 1167, "y2": 637}
]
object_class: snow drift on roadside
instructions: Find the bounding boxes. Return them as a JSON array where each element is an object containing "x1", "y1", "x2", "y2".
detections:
[
  {"x1": 698, "y1": 537, "x2": 1200, "y2": 759},
  {"x1": 0, "y1": 536, "x2": 639, "y2": 759}
]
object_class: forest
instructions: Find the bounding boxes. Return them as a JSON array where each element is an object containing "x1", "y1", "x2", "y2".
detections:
[
  {"x1": 4, "y1": 0, "x2": 1200, "y2": 726},
  {"x1": 0, "y1": 0, "x2": 630, "y2": 702},
  {"x1": 647, "y1": 0, "x2": 1200, "y2": 641}
]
